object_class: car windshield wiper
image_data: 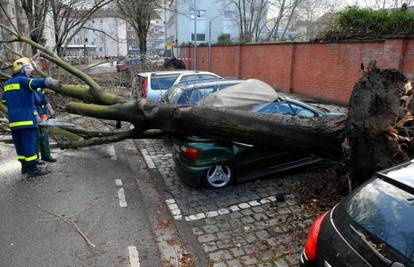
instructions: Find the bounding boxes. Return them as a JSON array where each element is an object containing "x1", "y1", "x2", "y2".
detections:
[{"x1": 349, "y1": 224, "x2": 405, "y2": 267}]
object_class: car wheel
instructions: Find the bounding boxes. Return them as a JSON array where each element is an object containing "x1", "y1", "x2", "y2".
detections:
[{"x1": 204, "y1": 165, "x2": 233, "y2": 189}]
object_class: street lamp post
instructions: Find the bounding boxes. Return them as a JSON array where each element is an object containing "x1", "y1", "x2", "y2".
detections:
[
  {"x1": 193, "y1": 0, "x2": 198, "y2": 71},
  {"x1": 208, "y1": 20, "x2": 212, "y2": 72}
]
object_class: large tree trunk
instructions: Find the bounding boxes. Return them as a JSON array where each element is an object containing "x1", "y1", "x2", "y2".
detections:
[{"x1": 345, "y1": 62, "x2": 414, "y2": 187}]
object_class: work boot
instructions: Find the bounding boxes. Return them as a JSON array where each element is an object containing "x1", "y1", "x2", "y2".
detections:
[
  {"x1": 27, "y1": 167, "x2": 49, "y2": 177},
  {"x1": 21, "y1": 162, "x2": 29, "y2": 174},
  {"x1": 42, "y1": 157, "x2": 57, "y2": 163}
]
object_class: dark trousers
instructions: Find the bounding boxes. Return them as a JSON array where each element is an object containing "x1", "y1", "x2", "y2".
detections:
[
  {"x1": 36, "y1": 126, "x2": 51, "y2": 160},
  {"x1": 11, "y1": 128, "x2": 38, "y2": 169}
]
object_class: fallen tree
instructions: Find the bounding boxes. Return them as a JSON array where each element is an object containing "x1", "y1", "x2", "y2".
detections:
[{"x1": 0, "y1": 24, "x2": 413, "y2": 187}]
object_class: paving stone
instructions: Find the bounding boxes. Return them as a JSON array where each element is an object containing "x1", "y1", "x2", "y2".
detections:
[
  {"x1": 253, "y1": 212, "x2": 269, "y2": 221},
  {"x1": 240, "y1": 216, "x2": 255, "y2": 224},
  {"x1": 203, "y1": 225, "x2": 220, "y2": 234},
  {"x1": 217, "y1": 239, "x2": 233, "y2": 249},
  {"x1": 198, "y1": 234, "x2": 217, "y2": 243},
  {"x1": 229, "y1": 205, "x2": 240, "y2": 212},
  {"x1": 229, "y1": 212, "x2": 243, "y2": 219},
  {"x1": 230, "y1": 247, "x2": 245, "y2": 257},
  {"x1": 256, "y1": 230, "x2": 271, "y2": 239},
  {"x1": 240, "y1": 255, "x2": 258, "y2": 265},
  {"x1": 203, "y1": 242, "x2": 218, "y2": 253},
  {"x1": 274, "y1": 259, "x2": 289, "y2": 267},
  {"x1": 241, "y1": 209, "x2": 253, "y2": 216},
  {"x1": 192, "y1": 227, "x2": 204, "y2": 235},
  {"x1": 244, "y1": 233, "x2": 257, "y2": 244},
  {"x1": 248, "y1": 200, "x2": 261, "y2": 206},
  {"x1": 238, "y1": 203, "x2": 250, "y2": 209},
  {"x1": 264, "y1": 237, "x2": 278, "y2": 246},
  {"x1": 208, "y1": 250, "x2": 233, "y2": 262},
  {"x1": 277, "y1": 207, "x2": 291, "y2": 215},
  {"x1": 206, "y1": 211, "x2": 219, "y2": 217},
  {"x1": 229, "y1": 219, "x2": 243, "y2": 228},
  {"x1": 212, "y1": 262, "x2": 226, "y2": 267},
  {"x1": 251, "y1": 206, "x2": 264, "y2": 213},
  {"x1": 226, "y1": 259, "x2": 242, "y2": 267},
  {"x1": 217, "y1": 231, "x2": 232, "y2": 240},
  {"x1": 217, "y1": 221, "x2": 231, "y2": 231}
]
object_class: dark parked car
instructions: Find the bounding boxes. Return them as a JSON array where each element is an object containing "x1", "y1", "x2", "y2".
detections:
[
  {"x1": 116, "y1": 58, "x2": 140, "y2": 72},
  {"x1": 300, "y1": 160, "x2": 414, "y2": 267},
  {"x1": 173, "y1": 96, "x2": 343, "y2": 189},
  {"x1": 163, "y1": 80, "x2": 244, "y2": 105}
]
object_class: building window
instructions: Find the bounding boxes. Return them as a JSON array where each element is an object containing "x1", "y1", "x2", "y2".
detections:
[
  {"x1": 223, "y1": 11, "x2": 232, "y2": 19},
  {"x1": 191, "y1": 34, "x2": 206, "y2": 41},
  {"x1": 190, "y1": 9, "x2": 206, "y2": 18},
  {"x1": 99, "y1": 47, "x2": 103, "y2": 52}
]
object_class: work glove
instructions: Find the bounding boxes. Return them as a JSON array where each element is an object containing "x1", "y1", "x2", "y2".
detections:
[
  {"x1": 45, "y1": 103, "x2": 55, "y2": 117},
  {"x1": 45, "y1": 77, "x2": 60, "y2": 88}
]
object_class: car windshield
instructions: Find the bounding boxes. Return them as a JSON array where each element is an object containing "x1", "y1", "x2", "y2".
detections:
[
  {"x1": 178, "y1": 86, "x2": 217, "y2": 104},
  {"x1": 151, "y1": 74, "x2": 180, "y2": 90},
  {"x1": 346, "y1": 178, "x2": 414, "y2": 262}
]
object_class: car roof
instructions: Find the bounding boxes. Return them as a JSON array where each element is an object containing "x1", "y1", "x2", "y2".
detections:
[
  {"x1": 174, "y1": 80, "x2": 244, "y2": 90},
  {"x1": 377, "y1": 159, "x2": 414, "y2": 192},
  {"x1": 137, "y1": 70, "x2": 216, "y2": 77}
]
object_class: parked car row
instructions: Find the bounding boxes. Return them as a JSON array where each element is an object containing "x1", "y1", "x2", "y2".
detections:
[
  {"x1": 135, "y1": 70, "x2": 221, "y2": 102},
  {"x1": 133, "y1": 69, "x2": 413, "y2": 267}
]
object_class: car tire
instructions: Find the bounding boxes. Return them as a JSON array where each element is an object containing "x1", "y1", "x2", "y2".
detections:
[{"x1": 203, "y1": 165, "x2": 233, "y2": 189}]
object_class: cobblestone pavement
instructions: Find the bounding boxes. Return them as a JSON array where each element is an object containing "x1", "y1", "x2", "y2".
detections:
[{"x1": 137, "y1": 139, "x2": 336, "y2": 266}]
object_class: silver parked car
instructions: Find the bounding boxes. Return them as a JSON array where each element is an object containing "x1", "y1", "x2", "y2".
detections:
[
  {"x1": 162, "y1": 80, "x2": 244, "y2": 105},
  {"x1": 135, "y1": 70, "x2": 221, "y2": 102}
]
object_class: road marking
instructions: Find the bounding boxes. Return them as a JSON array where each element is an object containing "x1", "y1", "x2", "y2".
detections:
[
  {"x1": 118, "y1": 188, "x2": 127, "y2": 207},
  {"x1": 115, "y1": 179, "x2": 123, "y2": 186},
  {"x1": 165, "y1": 199, "x2": 183, "y2": 220},
  {"x1": 166, "y1": 195, "x2": 288, "y2": 222},
  {"x1": 141, "y1": 149, "x2": 156, "y2": 169},
  {"x1": 108, "y1": 145, "x2": 117, "y2": 160},
  {"x1": 128, "y1": 246, "x2": 140, "y2": 267}
]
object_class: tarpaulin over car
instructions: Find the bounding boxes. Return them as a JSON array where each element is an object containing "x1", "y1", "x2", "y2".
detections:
[{"x1": 197, "y1": 79, "x2": 278, "y2": 110}]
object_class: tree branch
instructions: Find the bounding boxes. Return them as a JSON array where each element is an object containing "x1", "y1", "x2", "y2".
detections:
[{"x1": 57, "y1": 129, "x2": 163, "y2": 149}]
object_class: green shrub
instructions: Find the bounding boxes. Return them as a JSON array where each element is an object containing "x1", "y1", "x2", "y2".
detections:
[{"x1": 319, "y1": 6, "x2": 414, "y2": 41}]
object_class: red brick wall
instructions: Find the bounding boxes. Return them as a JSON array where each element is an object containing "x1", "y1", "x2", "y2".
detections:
[{"x1": 179, "y1": 39, "x2": 414, "y2": 104}]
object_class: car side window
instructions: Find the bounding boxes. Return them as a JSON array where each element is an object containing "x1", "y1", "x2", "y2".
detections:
[
  {"x1": 198, "y1": 74, "x2": 218, "y2": 82},
  {"x1": 180, "y1": 74, "x2": 199, "y2": 83},
  {"x1": 288, "y1": 103, "x2": 317, "y2": 117},
  {"x1": 263, "y1": 102, "x2": 295, "y2": 115}
]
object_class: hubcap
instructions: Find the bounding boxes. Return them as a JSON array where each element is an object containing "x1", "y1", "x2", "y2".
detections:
[{"x1": 206, "y1": 165, "x2": 231, "y2": 188}]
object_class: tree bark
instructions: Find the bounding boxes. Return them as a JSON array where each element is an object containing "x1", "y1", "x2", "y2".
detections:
[{"x1": 345, "y1": 62, "x2": 414, "y2": 187}]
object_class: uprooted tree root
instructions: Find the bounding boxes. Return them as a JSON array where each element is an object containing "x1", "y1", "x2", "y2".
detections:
[{"x1": 346, "y1": 61, "x2": 414, "y2": 187}]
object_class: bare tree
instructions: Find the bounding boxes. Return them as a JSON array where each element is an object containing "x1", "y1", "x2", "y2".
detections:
[
  {"x1": 116, "y1": 0, "x2": 159, "y2": 57},
  {"x1": 370, "y1": 0, "x2": 414, "y2": 9},
  {"x1": 19, "y1": 0, "x2": 50, "y2": 53},
  {"x1": 229, "y1": 0, "x2": 269, "y2": 42},
  {"x1": 49, "y1": 0, "x2": 112, "y2": 56},
  {"x1": 264, "y1": 0, "x2": 303, "y2": 41},
  {"x1": 290, "y1": 0, "x2": 339, "y2": 40}
]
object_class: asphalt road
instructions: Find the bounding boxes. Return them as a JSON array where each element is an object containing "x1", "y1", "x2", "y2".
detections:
[{"x1": 0, "y1": 141, "x2": 162, "y2": 267}]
